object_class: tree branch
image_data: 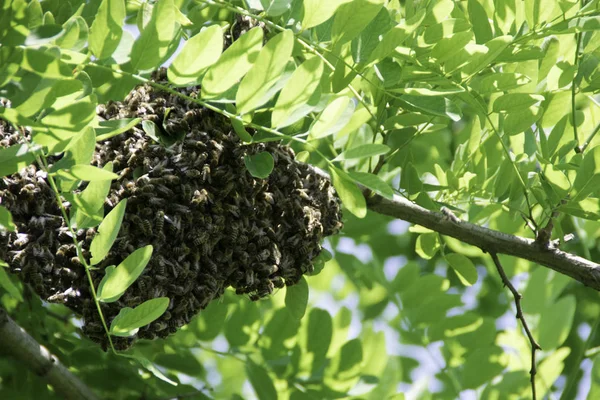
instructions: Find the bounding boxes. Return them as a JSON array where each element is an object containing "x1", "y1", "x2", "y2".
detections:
[
  {"x1": 365, "y1": 193, "x2": 600, "y2": 290},
  {"x1": 490, "y1": 252, "x2": 541, "y2": 400},
  {"x1": 0, "y1": 307, "x2": 99, "y2": 400}
]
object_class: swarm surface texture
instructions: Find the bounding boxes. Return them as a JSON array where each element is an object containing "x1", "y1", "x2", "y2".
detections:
[{"x1": 0, "y1": 72, "x2": 343, "y2": 349}]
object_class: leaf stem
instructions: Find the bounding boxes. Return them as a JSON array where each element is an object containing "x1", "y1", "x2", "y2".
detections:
[{"x1": 572, "y1": 30, "x2": 583, "y2": 150}]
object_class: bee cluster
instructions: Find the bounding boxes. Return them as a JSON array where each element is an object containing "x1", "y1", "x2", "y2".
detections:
[{"x1": 0, "y1": 71, "x2": 343, "y2": 349}]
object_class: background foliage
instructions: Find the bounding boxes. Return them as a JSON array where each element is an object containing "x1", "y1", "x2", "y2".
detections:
[{"x1": 2, "y1": 0, "x2": 600, "y2": 398}]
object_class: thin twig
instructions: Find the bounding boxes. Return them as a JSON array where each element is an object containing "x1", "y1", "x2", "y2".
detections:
[{"x1": 490, "y1": 253, "x2": 541, "y2": 400}]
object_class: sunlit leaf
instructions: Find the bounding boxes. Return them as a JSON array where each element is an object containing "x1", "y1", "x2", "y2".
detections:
[
  {"x1": 167, "y1": 25, "x2": 223, "y2": 86},
  {"x1": 329, "y1": 165, "x2": 366, "y2": 218},
  {"x1": 202, "y1": 27, "x2": 264, "y2": 98},
  {"x1": 97, "y1": 245, "x2": 153, "y2": 302},
  {"x1": 236, "y1": 30, "x2": 294, "y2": 114},
  {"x1": 110, "y1": 297, "x2": 168, "y2": 336},
  {"x1": 445, "y1": 253, "x2": 478, "y2": 286},
  {"x1": 90, "y1": 199, "x2": 127, "y2": 265}
]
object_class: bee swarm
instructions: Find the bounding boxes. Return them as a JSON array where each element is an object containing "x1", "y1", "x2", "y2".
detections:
[{"x1": 0, "y1": 72, "x2": 342, "y2": 350}]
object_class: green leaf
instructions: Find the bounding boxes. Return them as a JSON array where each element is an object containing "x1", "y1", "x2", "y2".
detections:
[
  {"x1": 0, "y1": 262, "x2": 22, "y2": 301},
  {"x1": 236, "y1": 30, "x2": 294, "y2": 114},
  {"x1": 55, "y1": 164, "x2": 119, "y2": 181},
  {"x1": 71, "y1": 162, "x2": 114, "y2": 229},
  {"x1": 310, "y1": 96, "x2": 355, "y2": 138},
  {"x1": 97, "y1": 245, "x2": 153, "y2": 302},
  {"x1": 244, "y1": 152, "x2": 274, "y2": 179},
  {"x1": 0, "y1": 206, "x2": 16, "y2": 232},
  {"x1": 246, "y1": 360, "x2": 277, "y2": 400},
  {"x1": 400, "y1": 163, "x2": 423, "y2": 195},
  {"x1": 130, "y1": 0, "x2": 178, "y2": 71},
  {"x1": 492, "y1": 93, "x2": 545, "y2": 113},
  {"x1": 392, "y1": 87, "x2": 465, "y2": 96},
  {"x1": 272, "y1": 57, "x2": 324, "y2": 128},
  {"x1": 285, "y1": 276, "x2": 309, "y2": 320},
  {"x1": 415, "y1": 233, "x2": 440, "y2": 260},
  {"x1": 336, "y1": 144, "x2": 390, "y2": 160},
  {"x1": 167, "y1": 25, "x2": 223, "y2": 86},
  {"x1": 503, "y1": 106, "x2": 543, "y2": 135},
  {"x1": 0, "y1": 142, "x2": 41, "y2": 177},
  {"x1": 445, "y1": 253, "x2": 478, "y2": 286},
  {"x1": 296, "y1": 151, "x2": 309, "y2": 162},
  {"x1": 538, "y1": 297, "x2": 575, "y2": 349},
  {"x1": 348, "y1": 171, "x2": 394, "y2": 199},
  {"x1": 90, "y1": 199, "x2": 127, "y2": 265},
  {"x1": 51, "y1": 127, "x2": 96, "y2": 191},
  {"x1": 399, "y1": 95, "x2": 462, "y2": 121},
  {"x1": 464, "y1": 36, "x2": 513, "y2": 77},
  {"x1": 331, "y1": 0, "x2": 385, "y2": 46},
  {"x1": 89, "y1": 0, "x2": 125, "y2": 60},
  {"x1": 109, "y1": 297, "x2": 169, "y2": 336},
  {"x1": 423, "y1": 19, "x2": 471, "y2": 44},
  {"x1": 202, "y1": 27, "x2": 264, "y2": 98},
  {"x1": 369, "y1": 10, "x2": 425, "y2": 63},
  {"x1": 467, "y1": 0, "x2": 492, "y2": 43},
  {"x1": 571, "y1": 146, "x2": 600, "y2": 201},
  {"x1": 301, "y1": 0, "x2": 345, "y2": 29},
  {"x1": 261, "y1": 0, "x2": 293, "y2": 16},
  {"x1": 95, "y1": 118, "x2": 140, "y2": 141},
  {"x1": 305, "y1": 308, "x2": 333, "y2": 367},
  {"x1": 225, "y1": 104, "x2": 253, "y2": 143},
  {"x1": 473, "y1": 73, "x2": 531, "y2": 93},
  {"x1": 325, "y1": 338, "x2": 363, "y2": 390},
  {"x1": 329, "y1": 166, "x2": 366, "y2": 218},
  {"x1": 461, "y1": 346, "x2": 507, "y2": 388}
]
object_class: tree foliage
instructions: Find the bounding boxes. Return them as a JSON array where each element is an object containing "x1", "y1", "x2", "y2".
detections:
[{"x1": 1, "y1": 0, "x2": 600, "y2": 399}]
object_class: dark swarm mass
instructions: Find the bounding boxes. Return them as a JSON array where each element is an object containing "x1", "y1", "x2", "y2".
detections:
[{"x1": 0, "y1": 72, "x2": 342, "y2": 350}]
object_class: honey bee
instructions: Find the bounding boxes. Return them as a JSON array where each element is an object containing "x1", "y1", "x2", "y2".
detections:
[
  {"x1": 173, "y1": 245, "x2": 190, "y2": 257},
  {"x1": 257, "y1": 263, "x2": 278, "y2": 275},
  {"x1": 155, "y1": 211, "x2": 165, "y2": 232},
  {"x1": 85, "y1": 322, "x2": 105, "y2": 333},
  {"x1": 262, "y1": 192, "x2": 275, "y2": 205},
  {"x1": 204, "y1": 258, "x2": 218, "y2": 275},
  {"x1": 298, "y1": 244, "x2": 310, "y2": 256},
  {"x1": 148, "y1": 197, "x2": 166, "y2": 207},
  {"x1": 192, "y1": 231, "x2": 209, "y2": 246},
  {"x1": 220, "y1": 181, "x2": 235, "y2": 197},
  {"x1": 151, "y1": 321, "x2": 168, "y2": 331},
  {"x1": 200, "y1": 164, "x2": 211, "y2": 183},
  {"x1": 257, "y1": 235, "x2": 270, "y2": 247},
  {"x1": 272, "y1": 276, "x2": 285, "y2": 289},
  {"x1": 170, "y1": 203, "x2": 190, "y2": 214},
  {"x1": 162, "y1": 174, "x2": 180, "y2": 185},
  {"x1": 141, "y1": 219, "x2": 153, "y2": 236},
  {"x1": 256, "y1": 249, "x2": 271, "y2": 262},
  {"x1": 155, "y1": 184, "x2": 174, "y2": 197},
  {"x1": 191, "y1": 189, "x2": 210, "y2": 207},
  {"x1": 185, "y1": 169, "x2": 202, "y2": 179},
  {"x1": 140, "y1": 183, "x2": 156, "y2": 193},
  {"x1": 13, "y1": 233, "x2": 30, "y2": 248},
  {"x1": 167, "y1": 284, "x2": 186, "y2": 296},
  {"x1": 228, "y1": 225, "x2": 240, "y2": 242}
]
